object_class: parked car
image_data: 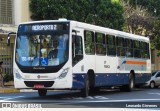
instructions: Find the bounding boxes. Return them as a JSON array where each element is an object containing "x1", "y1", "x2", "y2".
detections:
[{"x1": 149, "y1": 71, "x2": 160, "y2": 88}]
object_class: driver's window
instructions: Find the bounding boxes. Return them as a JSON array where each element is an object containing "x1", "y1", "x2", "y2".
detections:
[{"x1": 72, "y1": 35, "x2": 83, "y2": 66}]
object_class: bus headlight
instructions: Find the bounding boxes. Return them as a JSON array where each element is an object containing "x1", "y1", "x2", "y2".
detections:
[
  {"x1": 15, "y1": 70, "x2": 22, "y2": 79},
  {"x1": 58, "y1": 67, "x2": 70, "y2": 79}
]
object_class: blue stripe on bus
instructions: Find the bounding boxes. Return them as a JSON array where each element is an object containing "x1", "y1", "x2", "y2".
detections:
[
  {"x1": 95, "y1": 73, "x2": 129, "y2": 87},
  {"x1": 72, "y1": 73, "x2": 151, "y2": 89},
  {"x1": 72, "y1": 73, "x2": 86, "y2": 89},
  {"x1": 135, "y1": 73, "x2": 151, "y2": 84}
]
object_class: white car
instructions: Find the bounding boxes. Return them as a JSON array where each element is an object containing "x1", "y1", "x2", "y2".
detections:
[{"x1": 149, "y1": 71, "x2": 160, "y2": 88}]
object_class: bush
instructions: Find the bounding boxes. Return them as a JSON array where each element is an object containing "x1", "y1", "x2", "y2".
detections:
[{"x1": 3, "y1": 74, "x2": 13, "y2": 82}]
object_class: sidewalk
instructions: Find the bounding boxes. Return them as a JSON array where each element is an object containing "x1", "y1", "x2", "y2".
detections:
[
  {"x1": 0, "y1": 81, "x2": 36, "y2": 94},
  {"x1": 0, "y1": 81, "x2": 20, "y2": 93},
  {"x1": 0, "y1": 85, "x2": 20, "y2": 93},
  {"x1": 0, "y1": 85, "x2": 37, "y2": 93}
]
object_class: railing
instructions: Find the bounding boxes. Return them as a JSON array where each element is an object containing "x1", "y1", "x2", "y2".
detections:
[{"x1": 0, "y1": 43, "x2": 14, "y2": 76}]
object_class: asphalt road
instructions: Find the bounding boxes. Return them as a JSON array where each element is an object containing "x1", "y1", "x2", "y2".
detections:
[{"x1": 0, "y1": 87, "x2": 160, "y2": 108}]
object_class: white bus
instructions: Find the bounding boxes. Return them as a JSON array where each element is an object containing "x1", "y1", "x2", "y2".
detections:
[{"x1": 8, "y1": 19, "x2": 151, "y2": 97}]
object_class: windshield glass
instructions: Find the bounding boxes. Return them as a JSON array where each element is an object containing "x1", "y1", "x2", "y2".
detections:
[
  {"x1": 152, "y1": 71, "x2": 157, "y2": 76},
  {"x1": 16, "y1": 23, "x2": 69, "y2": 68}
]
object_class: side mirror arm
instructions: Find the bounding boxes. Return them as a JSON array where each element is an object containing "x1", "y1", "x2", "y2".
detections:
[{"x1": 7, "y1": 32, "x2": 16, "y2": 46}]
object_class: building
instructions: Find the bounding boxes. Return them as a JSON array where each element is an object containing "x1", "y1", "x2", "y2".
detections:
[{"x1": 0, "y1": 0, "x2": 31, "y2": 76}]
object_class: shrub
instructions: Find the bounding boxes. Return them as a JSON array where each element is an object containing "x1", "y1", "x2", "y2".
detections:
[{"x1": 3, "y1": 74, "x2": 13, "y2": 82}]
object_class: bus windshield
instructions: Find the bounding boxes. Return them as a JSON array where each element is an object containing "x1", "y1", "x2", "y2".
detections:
[{"x1": 16, "y1": 23, "x2": 69, "y2": 68}]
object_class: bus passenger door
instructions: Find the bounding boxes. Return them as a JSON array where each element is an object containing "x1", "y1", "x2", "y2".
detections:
[{"x1": 72, "y1": 30, "x2": 85, "y2": 89}]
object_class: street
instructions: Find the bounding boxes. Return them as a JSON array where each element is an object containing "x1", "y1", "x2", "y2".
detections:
[{"x1": 0, "y1": 87, "x2": 160, "y2": 108}]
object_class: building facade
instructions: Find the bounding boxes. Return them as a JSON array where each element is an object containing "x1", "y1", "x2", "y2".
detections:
[{"x1": 0, "y1": 0, "x2": 31, "y2": 76}]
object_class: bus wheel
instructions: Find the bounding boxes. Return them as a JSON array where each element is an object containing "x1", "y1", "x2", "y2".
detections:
[
  {"x1": 81, "y1": 75, "x2": 89, "y2": 97},
  {"x1": 127, "y1": 73, "x2": 135, "y2": 91},
  {"x1": 38, "y1": 89, "x2": 47, "y2": 96},
  {"x1": 120, "y1": 74, "x2": 135, "y2": 92}
]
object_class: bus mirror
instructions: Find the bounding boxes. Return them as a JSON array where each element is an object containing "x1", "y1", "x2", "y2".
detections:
[
  {"x1": 72, "y1": 30, "x2": 77, "y2": 35},
  {"x1": 7, "y1": 36, "x2": 10, "y2": 46},
  {"x1": 7, "y1": 32, "x2": 16, "y2": 46}
]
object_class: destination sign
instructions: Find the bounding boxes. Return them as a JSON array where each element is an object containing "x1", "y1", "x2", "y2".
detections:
[
  {"x1": 32, "y1": 25, "x2": 54, "y2": 31},
  {"x1": 18, "y1": 23, "x2": 69, "y2": 33}
]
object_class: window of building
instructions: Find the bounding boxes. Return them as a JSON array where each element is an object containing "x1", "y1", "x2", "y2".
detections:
[{"x1": 0, "y1": 0, "x2": 12, "y2": 24}]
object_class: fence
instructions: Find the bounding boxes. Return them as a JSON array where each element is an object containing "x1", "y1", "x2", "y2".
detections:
[{"x1": 0, "y1": 43, "x2": 14, "y2": 75}]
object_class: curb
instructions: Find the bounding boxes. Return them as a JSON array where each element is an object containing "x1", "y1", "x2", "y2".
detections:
[
  {"x1": 20, "y1": 89, "x2": 37, "y2": 92},
  {"x1": 0, "y1": 88, "x2": 37, "y2": 94},
  {"x1": 0, "y1": 88, "x2": 20, "y2": 93}
]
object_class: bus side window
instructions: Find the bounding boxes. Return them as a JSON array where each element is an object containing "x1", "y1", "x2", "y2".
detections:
[
  {"x1": 141, "y1": 42, "x2": 150, "y2": 59},
  {"x1": 106, "y1": 35, "x2": 116, "y2": 56},
  {"x1": 147, "y1": 43, "x2": 150, "y2": 59},
  {"x1": 133, "y1": 40, "x2": 141, "y2": 58},
  {"x1": 95, "y1": 32, "x2": 106, "y2": 55},
  {"x1": 84, "y1": 30, "x2": 95, "y2": 54},
  {"x1": 116, "y1": 37, "x2": 125, "y2": 57},
  {"x1": 126, "y1": 39, "x2": 133, "y2": 57}
]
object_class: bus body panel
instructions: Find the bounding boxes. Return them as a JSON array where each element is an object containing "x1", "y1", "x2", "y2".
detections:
[
  {"x1": 13, "y1": 60, "x2": 73, "y2": 89},
  {"x1": 71, "y1": 20, "x2": 151, "y2": 89}
]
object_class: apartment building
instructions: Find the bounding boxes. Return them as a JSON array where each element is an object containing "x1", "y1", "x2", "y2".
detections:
[{"x1": 0, "y1": 0, "x2": 30, "y2": 75}]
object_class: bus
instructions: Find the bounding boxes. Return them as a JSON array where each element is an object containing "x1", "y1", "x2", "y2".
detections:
[{"x1": 7, "y1": 19, "x2": 151, "y2": 97}]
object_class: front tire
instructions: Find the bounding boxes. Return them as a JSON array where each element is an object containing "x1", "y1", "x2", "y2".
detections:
[
  {"x1": 150, "y1": 81, "x2": 155, "y2": 88},
  {"x1": 38, "y1": 89, "x2": 47, "y2": 96},
  {"x1": 81, "y1": 75, "x2": 89, "y2": 97}
]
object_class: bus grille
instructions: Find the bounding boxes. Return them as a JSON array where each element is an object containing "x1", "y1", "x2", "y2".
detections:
[{"x1": 24, "y1": 81, "x2": 54, "y2": 87}]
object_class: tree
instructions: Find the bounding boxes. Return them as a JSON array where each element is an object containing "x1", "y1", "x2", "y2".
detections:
[
  {"x1": 120, "y1": 0, "x2": 160, "y2": 52},
  {"x1": 29, "y1": 0, "x2": 125, "y2": 30},
  {"x1": 120, "y1": 0, "x2": 153, "y2": 36}
]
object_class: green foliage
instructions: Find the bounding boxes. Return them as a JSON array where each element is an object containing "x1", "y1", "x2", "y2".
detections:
[
  {"x1": 150, "y1": 19, "x2": 160, "y2": 50},
  {"x1": 29, "y1": 0, "x2": 125, "y2": 30},
  {"x1": 157, "y1": 50, "x2": 160, "y2": 57},
  {"x1": 121, "y1": 0, "x2": 160, "y2": 55},
  {"x1": 3, "y1": 74, "x2": 13, "y2": 82},
  {"x1": 126, "y1": 0, "x2": 160, "y2": 17}
]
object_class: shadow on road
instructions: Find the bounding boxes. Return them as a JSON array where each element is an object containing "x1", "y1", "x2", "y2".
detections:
[{"x1": 23, "y1": 87, "x2": 148, "y2": 100}]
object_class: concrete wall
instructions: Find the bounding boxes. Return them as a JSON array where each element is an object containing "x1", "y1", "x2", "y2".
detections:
[{"x1": 13, "y1": 0, "x2": 31, "y2": 25}]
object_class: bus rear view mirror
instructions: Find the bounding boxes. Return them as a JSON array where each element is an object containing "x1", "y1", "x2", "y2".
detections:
[
  {"x1": 7, "y1": 36, "x2": 10, "y2": 46},
  {"x1": 7, "y1": 32, "x2": 16, "y2": 46}
]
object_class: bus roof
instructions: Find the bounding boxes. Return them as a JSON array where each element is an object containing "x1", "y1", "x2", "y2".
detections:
[
  {"x1": 19, "y1": 19, "x2": 149, "y2": 43},
  {"x1": 73, "y1": 21, "x2": 149, "y2": 43}
]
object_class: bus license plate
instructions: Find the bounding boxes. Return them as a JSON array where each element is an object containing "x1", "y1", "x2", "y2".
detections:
[{"x1": 34, "y1": 84, "x2": 44, "y2": 89}]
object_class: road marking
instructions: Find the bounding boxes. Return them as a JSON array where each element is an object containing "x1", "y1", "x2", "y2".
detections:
[
  {"x1": 148, "y1": 93, "x2": 160, "y2": 95},
  {"x1": 64, "y1": 96, "x2": 109, "y2": 100},
  {"x1": 0, "y1": 97, "x2": 7, "y2": 99},
  {"x1": 61, "y1": 98, "x2": 160, "y2": 104},
  {"x1": 0, "y1": 96, "x2": 24, "y2": 102}
]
